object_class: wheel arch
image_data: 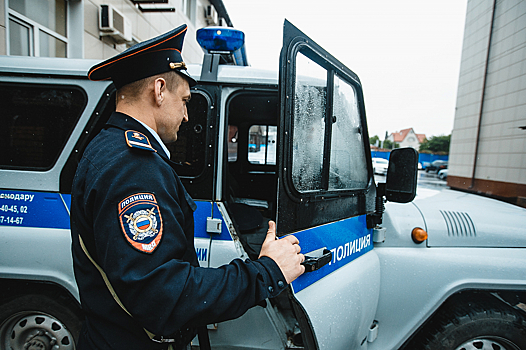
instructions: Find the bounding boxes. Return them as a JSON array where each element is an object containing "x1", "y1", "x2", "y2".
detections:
[
  {"x1": 400, "y1": 288, "x2": 526, "y2": 349},
  {"x1": 0, "y1": 278, "x2": 81, "y2": 315}
]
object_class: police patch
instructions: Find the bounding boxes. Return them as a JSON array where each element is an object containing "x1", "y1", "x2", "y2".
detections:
[{"x1": 119, "y1": 193, "x2": 162, "y2": 253}]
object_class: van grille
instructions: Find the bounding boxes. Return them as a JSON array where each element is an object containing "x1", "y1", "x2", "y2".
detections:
[{"x1": 439, "y1": 210, "x2": 476, "y2": 237}]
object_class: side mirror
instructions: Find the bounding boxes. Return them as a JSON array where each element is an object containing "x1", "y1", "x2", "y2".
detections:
[{"x1": 385, "y1": 148, "x2": 418, "y2": 203}]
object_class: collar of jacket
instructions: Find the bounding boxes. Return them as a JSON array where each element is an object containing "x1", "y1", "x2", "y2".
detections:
[{"x1": 105, "y1": 111, "x2": 183, "y2": 166}]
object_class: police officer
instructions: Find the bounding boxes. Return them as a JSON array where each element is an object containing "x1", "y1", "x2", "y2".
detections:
[{"x1": 70, "y1": 24, "x2": 305, "y2": 350}]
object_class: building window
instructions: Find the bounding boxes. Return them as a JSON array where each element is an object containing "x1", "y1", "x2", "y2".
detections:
[
  {"x1": 7, "y1": 0, "x2": 68, "y2": 57},
  {"x1": 182, "y1": 0, "x2": 194, "y2": 23}
]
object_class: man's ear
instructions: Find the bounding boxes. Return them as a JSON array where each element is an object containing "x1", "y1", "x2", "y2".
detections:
[{"x1": 153, "y1": 77, "x2": 167, "y2": 107}]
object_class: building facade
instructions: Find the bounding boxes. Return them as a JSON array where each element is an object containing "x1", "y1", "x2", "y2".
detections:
[
  {"x1": 448, "y1": 0, "x2": 526, "y2": 206},
  {"x1": 0, "y1": 0, "x2": 231, "y2": 64},
  {"x1": 387, "y1": 128, "x2": 426, "y2": 150}
]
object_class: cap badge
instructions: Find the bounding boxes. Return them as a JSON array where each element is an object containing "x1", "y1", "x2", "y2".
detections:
[{"x1": 169, "y1": 62, "x2": 187, "y2": 70}]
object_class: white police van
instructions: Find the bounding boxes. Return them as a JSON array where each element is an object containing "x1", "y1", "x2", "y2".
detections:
[{"x1": 1, "y1": 21, "x2": 526, "y2": 350}]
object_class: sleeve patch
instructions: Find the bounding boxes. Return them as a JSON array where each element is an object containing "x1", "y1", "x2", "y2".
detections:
[
  {"x1": 125, "y1": 130, "x2": 156, "y2": 152},
  {"x1": 119, "y1": 193, "x2": 162, "y2": 253}
]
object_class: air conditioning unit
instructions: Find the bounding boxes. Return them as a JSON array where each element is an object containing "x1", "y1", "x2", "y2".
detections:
[
  {"x1": 205, "y1": 5, "x2": 218, "y2": 26},
  {"x1": 99, "y1": 4, "x2": 132, "y2": 44}
]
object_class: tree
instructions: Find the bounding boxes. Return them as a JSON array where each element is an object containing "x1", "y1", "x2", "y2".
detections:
[
  {"x1": 369, "y1": 135, "x2": 380, "y2": 146},
  {"x1": 382, "y1": 140, "x2": 399, "y2": 150},
  {"x1": 419, "y1": 134, "x2": 451, "y2": 154}
]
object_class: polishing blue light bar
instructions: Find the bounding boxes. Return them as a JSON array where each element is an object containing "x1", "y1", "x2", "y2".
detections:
[
  {"x1": 197, "y1": 27, "x2": 244, "y2": 52},
  {"x1": 196, "y1": 27, "x2": 248, "y2": 66}
]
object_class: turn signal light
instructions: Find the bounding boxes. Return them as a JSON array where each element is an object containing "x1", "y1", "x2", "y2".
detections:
[{"x1": 412, "y1": 227, "x2": 428, "y2": 244}]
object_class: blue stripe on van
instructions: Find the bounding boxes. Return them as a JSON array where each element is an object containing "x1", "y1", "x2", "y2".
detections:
[
  {"x1": 193, "y1": 201, "x2": 232, "y2": 241},
  {"x1": 0, "y1": 190, "x2": 71, "y2": 229},
  {"x1": 0, "y1": 191, "x2": 234, "y2": 242},
  {"x1": 290, "y1": 215, "x2": 372, "y2": 293}
]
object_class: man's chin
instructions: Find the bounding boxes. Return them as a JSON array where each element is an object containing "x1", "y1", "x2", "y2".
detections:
[{"x1": 163, "y1": 134, "x2": 178, "y2": 145}]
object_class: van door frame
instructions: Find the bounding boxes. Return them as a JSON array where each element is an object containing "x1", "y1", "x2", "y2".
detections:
[{"x1": 277, "y1": 20, "x2": 376, "y2": 235}]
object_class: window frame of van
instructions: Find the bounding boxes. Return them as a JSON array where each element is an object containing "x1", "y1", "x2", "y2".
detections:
[
  {"x1": 286, "y1": 44, "x2": 370, "y2": 199},
  {"x1": 277, "y1": 24, "x2": 376, "y2": 234}
]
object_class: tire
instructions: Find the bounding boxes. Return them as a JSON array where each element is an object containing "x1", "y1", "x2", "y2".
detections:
[
  {"x1": 421, "y1": 300, "x2": 526, "y2": 350},
  {"x1": 0, "y1": 294, "x2": 82, "y2": 350}
]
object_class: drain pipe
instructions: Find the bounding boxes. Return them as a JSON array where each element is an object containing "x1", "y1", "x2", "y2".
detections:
[{"x1": 469, "y1": 0, "x2": 497, "y2": 189}]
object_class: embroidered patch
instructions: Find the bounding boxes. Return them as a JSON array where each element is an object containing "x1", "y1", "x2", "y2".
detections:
[
  {"x1": 119, "y1": 193, "x2": 162, "y2": 253},
  {"x1": 125, "y1": 130, "x2": 156, "y2": 152}
]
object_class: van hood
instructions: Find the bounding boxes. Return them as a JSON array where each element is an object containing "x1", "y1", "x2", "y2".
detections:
[{"x1": 412, "y1": 189, "x2": 526, "y2": 248}]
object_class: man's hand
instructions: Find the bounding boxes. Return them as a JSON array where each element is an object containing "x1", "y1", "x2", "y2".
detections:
[{"x1": 259, "y1": 221, "x2": 305, "y2": 284}]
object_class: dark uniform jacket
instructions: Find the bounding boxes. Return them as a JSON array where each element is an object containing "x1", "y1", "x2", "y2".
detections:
[{"x1": 70, "y1": 112, "x2": 287, "y2": 350}]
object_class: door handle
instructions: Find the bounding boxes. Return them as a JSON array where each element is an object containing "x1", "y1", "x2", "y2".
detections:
[{"x1": 301, "y1": 247, "x2": 332, "y2": 272}]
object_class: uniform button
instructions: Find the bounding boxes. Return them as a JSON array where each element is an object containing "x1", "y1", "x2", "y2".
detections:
[
  {"x1": 268, "y1": 286, "x2": 274, "y2": 293},
  {"x1": 277, "y1": 281, "x2": 285, "y2": 288}
]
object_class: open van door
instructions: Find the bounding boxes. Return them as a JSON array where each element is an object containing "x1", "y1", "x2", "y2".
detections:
[{"x1": 277, "y1": 20, "x2": 381, "y2": 349}]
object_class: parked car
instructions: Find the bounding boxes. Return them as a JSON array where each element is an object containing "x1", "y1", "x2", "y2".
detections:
[
  {"x1": 425, "y1": 160, "x2": 448, "y2": 173},
  {"x1": 372, "y1": 157, "x2": 389, "y2": 175},
  {"x1": 438, "y1": 169, "x2": 448, "y2": 180}
]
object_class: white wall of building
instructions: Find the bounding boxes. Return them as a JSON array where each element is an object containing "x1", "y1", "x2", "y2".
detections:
[
  {"x1": 449, "y1": 0, "x2": 526, "y2": 202},
  {"x1": 449, "y1": 0, "x2": 526, "y2": 184},
  {"x1": 0, "y1": 0, "x2": 223, "y2": 63},
  {"x1": 84, "y1": 0, "x2": 215, "y2": 64}
]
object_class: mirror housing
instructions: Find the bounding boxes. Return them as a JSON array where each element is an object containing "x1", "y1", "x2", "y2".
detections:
[{"x1": 385, "y1": 148, "x2": 418, "y2": 203}]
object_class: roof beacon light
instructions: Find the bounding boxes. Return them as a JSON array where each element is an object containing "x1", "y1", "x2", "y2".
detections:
[
  {"x1": 197, "y1": 27, "x2": 244, "y2": 54},
  {"x1": 196, "y1": 27, "x2": 248, "y2": 66}
]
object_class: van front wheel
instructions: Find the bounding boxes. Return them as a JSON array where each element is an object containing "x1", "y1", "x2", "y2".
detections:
[
  {"x1": 0, "y1": 294, "x2": 81, "y2": 350},
  {"x1": 422, "y1": 302, "x2": 526, "y2": 350}
]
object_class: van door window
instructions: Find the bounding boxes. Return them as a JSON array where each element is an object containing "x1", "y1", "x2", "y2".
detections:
[
  {"x1": 248, "y1": 125, "x2": 277, "y2": 165},
  {"x1": 292, "y1": 52, "x2": 327, "y2": 192},
  {"x1": 277, "y1": 23, "x2": 376, "y2": 233},
  {"x1": 291, "y1": 50, "x2": 368, "y2": 194},
  {"x1": 329, "y1": 74, "x2": 368, "y2": 190},
  {"x1": 0, "y1": 83, "x2": 86, "y2": 170}
]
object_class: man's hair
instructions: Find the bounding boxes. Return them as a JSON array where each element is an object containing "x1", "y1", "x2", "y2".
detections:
[{"x1": 116, "y1": 71, "x2": 184, "y2": 103}]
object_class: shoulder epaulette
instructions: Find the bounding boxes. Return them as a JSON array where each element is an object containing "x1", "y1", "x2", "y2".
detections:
[{"x1": 124, "y1": 130, "x2": 157, "y2": 152}]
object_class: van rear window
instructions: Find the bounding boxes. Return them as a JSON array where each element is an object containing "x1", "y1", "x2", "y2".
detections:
[{"x1": 0, "y1": 83, "x2": 86, "y2": 170}]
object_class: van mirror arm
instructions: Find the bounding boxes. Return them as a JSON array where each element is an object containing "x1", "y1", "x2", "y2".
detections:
[{"x1": 366, "y1": 183, "x2": 386, "y2": 229}]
